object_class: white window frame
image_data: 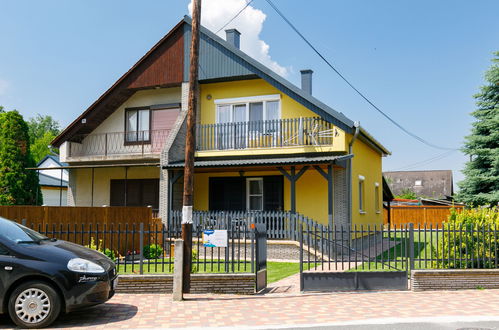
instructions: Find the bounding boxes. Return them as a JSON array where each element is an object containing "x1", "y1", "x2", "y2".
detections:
[
  {"x1": 358, "y1": 175, "x2": 366, "y2": 214},
  {"x1": 214, "y1": 94, "x2": 281, "y2": 124},
  {"x1": 246, "y1": 177, "x2": 264, "y2": 211},
  {"x1": 374, "y1": 182, "x2": 380, "y2": 214}
]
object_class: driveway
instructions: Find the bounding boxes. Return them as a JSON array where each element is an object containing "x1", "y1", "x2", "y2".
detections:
[{"x1": 2, "y1": 290, "x2": 499, "y2": 329}]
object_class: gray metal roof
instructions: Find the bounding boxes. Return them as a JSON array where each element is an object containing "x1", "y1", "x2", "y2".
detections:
[
  {"x1": 182, "y1": 16, "x2": 355, "y2": 134},
  {"x1": 163, "y1": 154, "x2": 353, "y2": 169},
  {"x1": 38, "y1": 173, "x2": 68, "y2": 187}
]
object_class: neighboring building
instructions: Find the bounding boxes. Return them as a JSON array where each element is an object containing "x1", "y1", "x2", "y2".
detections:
[
  {"x1": 52, "y1": 16, "x2": 390, "y2": 228},
  {"x1": 383, "y1": 170, "x2": 454, "y2": 200},
  {"x1": 37, "y1": 155, "x2": 68, "y2": 206}
]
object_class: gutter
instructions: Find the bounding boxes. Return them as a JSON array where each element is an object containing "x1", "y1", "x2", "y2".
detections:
[{"x1": 347, "y1": 121, "x2": 360, "y2": 230}]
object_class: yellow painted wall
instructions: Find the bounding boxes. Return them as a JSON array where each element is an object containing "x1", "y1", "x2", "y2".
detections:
[
  {"x1": 72, "y1": 166, "x2": 160, "y2": 206},
  {"x1": 198, "y1": 79, "x2": 346, "y2": 154},
  {"x1": 348, "y1": 134, "x2": 384, "y2": 226},
  {"x1": 193, "y1": 169, "x2": 329, "y2": 225}
]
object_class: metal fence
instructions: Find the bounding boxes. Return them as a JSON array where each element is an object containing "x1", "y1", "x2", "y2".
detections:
[
  {"x1": 299, "y1": 223, "x2": 499, "y2": 274},
  {"x1": 196, "y1": 117, "x2": 336, "y2": 151},
  {"x1": 22, "y1": 220, "x2": 254, "y2": 275}
]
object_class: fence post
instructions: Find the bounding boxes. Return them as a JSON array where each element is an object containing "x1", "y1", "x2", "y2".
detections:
[
  {"x1": 299, "y1": 226, "x2": 304, "y2": 292},
  {"x1": 409, "y1": 223, "x2": 415, "y2": 273},
  {"x1": 139, "y1": 223, "x2": 144, "y2": 275},
  {"x1": 21, "y1": 218, "x2": 27, "y2": 226},
  {"x1": 173, "y1": 239, "x2": 184, "y2": 301}
]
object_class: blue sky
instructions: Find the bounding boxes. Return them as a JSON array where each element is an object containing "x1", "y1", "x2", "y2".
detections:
[{"x1": 1, "y1": 0, "x2": 498, "y2": 187}]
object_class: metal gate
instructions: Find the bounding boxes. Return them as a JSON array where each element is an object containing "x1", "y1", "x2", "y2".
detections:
[
  {"x1": 299, "y1": 224, "x2": 409, "y2": 292},
  {"x1": 254, "y1": 223, "x2": 267, "y2": 292}
]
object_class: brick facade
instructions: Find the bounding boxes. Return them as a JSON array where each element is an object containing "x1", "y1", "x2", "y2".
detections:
[{"x1": 412, "y1": 269, "x2": 499, "y2": 291}]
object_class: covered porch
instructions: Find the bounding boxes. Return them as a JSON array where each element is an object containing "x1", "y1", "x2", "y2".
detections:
[{"x1": 163, "y1": 154, "x2": 353, "y2": 228}]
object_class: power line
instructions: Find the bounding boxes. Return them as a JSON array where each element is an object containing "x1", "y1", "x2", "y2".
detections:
[
  {"x1": 264, "y1": 0, "x2": 458, "y2": 151},
  {"x1": 389, "y1": 149, "x2": 457, "y2": 171},
  {"x1": 215, "y1": 0, "x2": 255, "y2": 34}
]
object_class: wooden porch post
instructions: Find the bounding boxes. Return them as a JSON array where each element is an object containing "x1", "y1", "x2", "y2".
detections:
[{"x1": 278, "y1": 165, "x2": 309, "y2": 214}]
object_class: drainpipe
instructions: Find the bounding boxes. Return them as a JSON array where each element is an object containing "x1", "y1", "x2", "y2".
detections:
[{"x1": 347, "y1": 122, "x2": 360, "y2": 235}]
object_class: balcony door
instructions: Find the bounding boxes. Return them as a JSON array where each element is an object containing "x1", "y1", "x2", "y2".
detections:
[{"x1": 151, "y1": 107, "x2": 179, "y2": 152}]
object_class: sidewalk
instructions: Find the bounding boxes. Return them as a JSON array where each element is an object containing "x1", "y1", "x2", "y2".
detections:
[{"x1": 3, "y1": 289, "x2": 498, "y2": 329}]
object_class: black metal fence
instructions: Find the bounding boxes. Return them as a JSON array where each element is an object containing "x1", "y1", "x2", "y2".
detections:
[
  {"x1": 22, "y1": 220, "x2": 254, "y2": 275},
  {"x1": 299, "y1": 223, "x2": 499, "y2": 274},
  {"x1": 196, "y1": 117, "x2": 336, "y2": 151}
]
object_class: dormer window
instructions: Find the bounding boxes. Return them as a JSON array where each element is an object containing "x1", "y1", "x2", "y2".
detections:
[{"x1": 125, "y1": 107, "x2": 150, "y2": 143}]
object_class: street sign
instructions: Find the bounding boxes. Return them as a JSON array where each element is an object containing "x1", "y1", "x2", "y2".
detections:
[{"x1": 203, "y1": 229, "x2": 228, "y2": 247}]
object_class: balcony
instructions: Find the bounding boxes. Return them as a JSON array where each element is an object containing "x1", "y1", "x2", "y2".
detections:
[
  {"x1": 65, "y1": 129, "x2": 171, "y2": 161},
  {"x1": 196, "y1": 117, "x2": 344, "y2": 155}
]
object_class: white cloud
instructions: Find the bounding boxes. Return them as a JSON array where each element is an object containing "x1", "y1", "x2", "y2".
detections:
[
  {"x1": 188, "y1": 0, "x2": 289, "y2": 77},
  {"x1": 0, "y1": 79, "x2": 9, "y2": 95}
]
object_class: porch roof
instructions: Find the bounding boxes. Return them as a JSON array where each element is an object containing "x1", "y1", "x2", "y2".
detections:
[{"x1": 163, "y1": 154, "x2": 352, "y2": 169}]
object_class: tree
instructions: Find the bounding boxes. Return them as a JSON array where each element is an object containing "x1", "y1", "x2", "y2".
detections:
[
  {"x1": 457, "y1": 52, "x2": 499, "y2": 207},
  {"x1": 395, "y1": 188, "x2": 418, "y2": 200},
  {"x1": 27, "y1": 114, "x2": 61, "y2": 163},
  {"x1": 0, "y1": 110, "x2": 42, "y2": 205}
]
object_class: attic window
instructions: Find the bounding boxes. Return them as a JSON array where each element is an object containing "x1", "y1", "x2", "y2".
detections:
[{"x1": 415, "y1": 180, "x2": 422, "y2": 186}]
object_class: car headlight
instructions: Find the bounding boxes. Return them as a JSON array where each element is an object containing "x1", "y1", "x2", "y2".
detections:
[{"x1": 67, "y1": 258, "x2": 105, "y2": 274}]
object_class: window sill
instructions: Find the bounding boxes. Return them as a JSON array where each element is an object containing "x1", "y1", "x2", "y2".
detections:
[
  {"x1": 376, "y1": 211, "x2": 381, "y2": 214},
  {"x1": 359, "y1": 211, "x2": 366, "y2": 215}
]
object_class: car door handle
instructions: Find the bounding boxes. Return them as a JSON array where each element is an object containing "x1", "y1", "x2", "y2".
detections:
[{"x1": 4, "y1": 266, "x2": 13, "y2": 271}]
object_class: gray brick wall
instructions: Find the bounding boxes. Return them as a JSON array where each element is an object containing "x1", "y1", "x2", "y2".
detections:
[
  {"x1": 66, "y1": 168, "x2": 76, "y2": 206},
  {"x1": 412, "y1": 269, "x2": 499, "y2": 291},
  {"x1": 116, "y1": 273, "x2": 255, "y2": 294}
]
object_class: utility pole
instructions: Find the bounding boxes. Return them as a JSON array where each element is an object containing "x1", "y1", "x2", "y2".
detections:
[{"x1": 182, "y1": 0, "x2": 201, "y2": 293}]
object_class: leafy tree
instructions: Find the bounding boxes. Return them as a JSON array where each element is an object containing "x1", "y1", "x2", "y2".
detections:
[
  {"x1": 27, "y1": 114, "x2": 61, "y2": 163},
  {"x1": 0, "y1": 110, "x2": 42, "y2": 205},
  {"x1": 457, "y1": 52, "x2": 499, "y2": 207},
  {"x1": 395, "y1": 188, "x2": 418, "y2": 200}
]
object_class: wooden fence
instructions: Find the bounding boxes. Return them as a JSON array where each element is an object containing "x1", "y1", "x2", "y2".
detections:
[{"x1": 383, "y1": 205, "x2": 465, "y2": 226}]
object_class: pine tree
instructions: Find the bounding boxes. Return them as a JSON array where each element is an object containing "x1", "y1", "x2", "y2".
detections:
[
  {"x1": 457, "y1": 52, "x2": 499, "y2": 207},
  {"x1": 0, "y1": 110, "x2": 42, "y2": 205}
]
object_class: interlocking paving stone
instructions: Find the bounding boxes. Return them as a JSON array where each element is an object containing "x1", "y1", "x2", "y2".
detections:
[{"x1": 2, "y1": 289, "x2": 499, "y2": 328}]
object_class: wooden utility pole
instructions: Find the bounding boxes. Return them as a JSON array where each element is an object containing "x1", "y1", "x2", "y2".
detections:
[{"x1": 182, "y1": 0, "x2": 201, "y2": 293}]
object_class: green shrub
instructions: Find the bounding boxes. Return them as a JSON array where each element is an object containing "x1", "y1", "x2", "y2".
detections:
[
  {"x1": 86, "y1": 237, "x2": 116, "y2": 261},
  {"x1": 143, "y1": 244, "x2": 164, "y2": 259},
  {"x1": 433, "y1": 207, "x2": 498, "y2": 269}
]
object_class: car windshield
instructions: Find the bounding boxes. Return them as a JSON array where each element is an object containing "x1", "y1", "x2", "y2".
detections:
[{"x1": 0, "y1": 217, "x2": 49, "y2": 243}]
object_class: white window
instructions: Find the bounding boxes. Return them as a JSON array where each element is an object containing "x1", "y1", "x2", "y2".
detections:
[
  {"x1": 414, "y1": 180, "x2": 422, "y2": 186},
  {"x1": 359, "y1": 175, "x2": 365, "y2": 214},
  {"x1": 374, "y1": 182, "x2": 380, "y2": 214},
  {"x1": 126, "y1": 108, "x2": 150, "y2": 142},
  {"x1": 246, "y1": 178, "x2": 263, "y2": 211},
  {"x1": 215, "y1": 95, "x2": 281, "y2": 124}
]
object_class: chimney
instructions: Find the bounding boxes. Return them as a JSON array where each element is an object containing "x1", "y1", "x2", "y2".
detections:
[
  {"x1": 300, "y1": 69, "x2": 313, "y2": 95},
  {"x1": 225, "y1": 29, "x2": 241, "y2": 49}
]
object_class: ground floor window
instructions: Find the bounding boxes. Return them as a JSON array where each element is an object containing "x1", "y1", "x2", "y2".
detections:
[
  {"x1": 209, "y1": 176, "x2": 283, "y2": 211},
  {"x1": 110, "y1": 179, "x2": 159, "y2": 210}
]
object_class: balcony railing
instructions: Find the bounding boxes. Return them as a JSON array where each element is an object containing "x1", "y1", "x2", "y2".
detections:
[
  {"x1": 67, "y1": 129, "x2": 171, "y2": 158},
  {"x1": 196, "y1": 117, "x2": 337, "y2": 151}
]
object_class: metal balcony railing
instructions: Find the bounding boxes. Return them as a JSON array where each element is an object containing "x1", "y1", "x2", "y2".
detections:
[
  {"x1": 196, "y1": 117, "x2": 338, "y2": 151},
  {"x1": 67, "y1": 129, "x2": 171, "y2": 158}
]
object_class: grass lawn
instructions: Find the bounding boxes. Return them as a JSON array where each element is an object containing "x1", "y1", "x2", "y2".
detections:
[{"x1": 117, "y1": 260, "x2": 312, "y2": 284}]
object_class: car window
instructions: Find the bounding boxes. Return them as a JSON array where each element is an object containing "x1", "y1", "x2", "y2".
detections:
[{"x1": 0, "y1": 218, "x2": 49, "y2": 243}]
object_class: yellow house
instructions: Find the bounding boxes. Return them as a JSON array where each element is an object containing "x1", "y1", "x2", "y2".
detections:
[{"x1": 52, "y1": 17, "x2": 390, "y2": 230}]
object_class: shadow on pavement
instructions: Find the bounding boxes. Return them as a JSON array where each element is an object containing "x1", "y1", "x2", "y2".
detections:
[{"x1": 0, "y1": 303, "x2": 138, "y2": 329}]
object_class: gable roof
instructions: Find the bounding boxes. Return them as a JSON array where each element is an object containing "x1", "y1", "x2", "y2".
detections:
[
  {"x1": 53, "y1": 16, "x2": 389, "y2": 155},
  {"x1": 383, "y1": 170, "x2": 454, "y2": 199},
  {"x1": 37, "y1": 154, "x2": 68, "y2": 167},
  {"x1": 39, "y1": 172, "x2": 68, "y2": 188}
]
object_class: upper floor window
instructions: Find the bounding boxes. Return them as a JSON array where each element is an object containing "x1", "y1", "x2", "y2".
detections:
[
  {"x1": 125, "y1": 107, "x2": 150, "y2": 143},
  {"x1": 215, "y1": 95, "x2": 281, "y2": 131}
]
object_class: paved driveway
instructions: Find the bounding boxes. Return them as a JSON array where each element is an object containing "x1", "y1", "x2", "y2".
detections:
[{"x1": 2, "y1": 290, "x2": 499, "y2": 329}]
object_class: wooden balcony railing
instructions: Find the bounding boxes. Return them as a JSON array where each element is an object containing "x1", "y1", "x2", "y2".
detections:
[
  {"x1": 67, "y1": 129, "x2": 171, "y2": 158},
  {"x1": 196, "y1": 117, "x2": 337, "y2": 151}
]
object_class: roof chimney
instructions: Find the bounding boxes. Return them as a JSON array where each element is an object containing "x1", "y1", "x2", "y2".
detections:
[
  {"x1": 300, "y1": 69, "x2": 313, "y2": 95},
  {"x1": 225, "y1": 29, "x2": 241, "y2": 49}
]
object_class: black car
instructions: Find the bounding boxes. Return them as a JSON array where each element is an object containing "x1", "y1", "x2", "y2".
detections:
[{"x1": 0, "y1": 217, "x2": 117, "y2": 328}]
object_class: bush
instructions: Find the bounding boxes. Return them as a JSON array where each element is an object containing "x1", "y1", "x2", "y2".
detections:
[
  {"x1": 86, "y1": 237, "x2": 116, "y2": 261},
  {"x1": 433, "y1": 207, "x2": 498, "y2": 269},
  {"x1": 143, "y1": 244, "x2": 164, "y2": 259}
]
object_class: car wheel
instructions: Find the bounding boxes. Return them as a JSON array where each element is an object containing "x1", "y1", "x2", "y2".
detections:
[{"x1": 8, "y1": 281, "x2": 61, "y2": 329}]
